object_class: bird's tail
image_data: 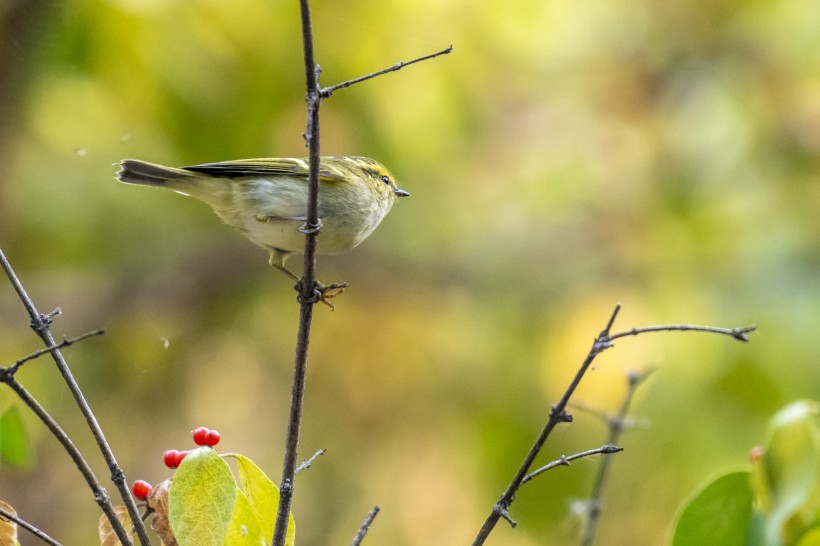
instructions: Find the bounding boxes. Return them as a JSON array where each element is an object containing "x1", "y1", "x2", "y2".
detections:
[{"x1": 116, "y1": 159, "x2": 192, "y2": 187}]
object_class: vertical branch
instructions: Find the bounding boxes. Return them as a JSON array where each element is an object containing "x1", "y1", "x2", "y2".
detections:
[
  {"x1": 0, "y1": 249, "x2": 150, "y2": 546},
  {"x1": 271, "y1": 1, "x2": 321, "y2": 544}
]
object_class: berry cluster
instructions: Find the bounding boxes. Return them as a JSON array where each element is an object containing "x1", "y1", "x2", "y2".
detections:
[
  {"x1": 192, "y1": 426, "x2": 221, "y2": 447},
  {"x1": 131, "y1": 426, "x2": 222, "y2": 502},
  {"x1": 162, "y1": 449, "x2": 188, "y2": 469}
]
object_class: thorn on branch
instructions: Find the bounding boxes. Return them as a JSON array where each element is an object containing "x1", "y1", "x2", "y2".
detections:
[
  {"x1": 280, "y1": 479, "x2": 293, "y2": 496},
  {"x1": 31, "y1": 307, "x2": 61, "y2": 333},
  {"x1": 550, "y1": 404, "x2": 573, "y2": 423},
  {"x1": 94, "y1": 488, "x2": 110, "y2": 505},
  {"x1": 495, "y1": 504, "x2": 517, "y2": 528},
  {"x1": 591, "y1": 338, "x2": 614, "y2": 353},
  {"x1": 557, "y1": 455, "x2": 570, "y2": 467}
]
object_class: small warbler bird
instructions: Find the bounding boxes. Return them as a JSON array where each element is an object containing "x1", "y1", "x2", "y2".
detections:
[{"x1": 116, "y1": 156, "x2": 409, "y2": 282}]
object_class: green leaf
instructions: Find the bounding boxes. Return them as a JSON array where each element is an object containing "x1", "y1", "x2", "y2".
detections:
[
  {"x1": 0, "y1": 406, "x2": 30, "y2": 468},
  {"x1": 169, "y1": 447, "x2": 236, "y2": 546},
  {"x1": 672, "y1": 471, "x2": 754, "y2": 546},
  {"x1": 228, "y1": 454, "x2": 295, "y2": 546}
]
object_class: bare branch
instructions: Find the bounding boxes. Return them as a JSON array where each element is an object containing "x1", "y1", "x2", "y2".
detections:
[
  {"x1": 0, "y1": 249, "x2": 149, "y2": 546},
  {"x1": 271, "y1": 0, "x2": 322, "y2": 543},
  {"x1": 471, "y1": 306, "x2": 754, "y2": 545},
  {"x1": 321, "y1": 45, "x2": 453, "y2": 98},
  {"x1": 350, "y1": 506, "x2": 380, "y2": 546},
  {"x1": 273, "y1": 3, "x2": 451, "y2": 544}
]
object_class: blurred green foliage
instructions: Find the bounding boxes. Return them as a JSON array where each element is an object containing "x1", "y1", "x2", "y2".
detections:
[
  {"x1": 1, "y1": 0, "x2": 820, "y2": 544},
  {"x1": 673, "y1": 401, "x2": 820, "y2": 546}
]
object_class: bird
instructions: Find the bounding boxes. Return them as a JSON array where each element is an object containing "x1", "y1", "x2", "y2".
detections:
[{"x1": 116, "y1": 156, "x2": 409, "y2": 304}]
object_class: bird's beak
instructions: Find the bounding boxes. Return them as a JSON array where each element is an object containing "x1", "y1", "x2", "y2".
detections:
[{"x1": 394, "y1": 189, "x2": 410, "y2": 197}]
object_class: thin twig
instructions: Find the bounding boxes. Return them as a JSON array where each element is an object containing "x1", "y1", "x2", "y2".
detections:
[
  {"x1": 295, "y1": 448, "x2": 326, "y2": 474},
  {"x1": 0, "y1": 249, "x2": 148, "y2": 545},
  {"x1": 320, "y1": 45, "x2": 453, "y2": 98},
  {"x1": 6, "y1": 329, "x2": 105, "y2": 374},
  {"x1": 471, "y1": 305, "x2": 754, "y2": 545},
  {"x1": 609, "y1": 324, "x2": 756, "y2": 343},
  {"x1": 580, "y1": 369, "x2": 653, "y2": 546},
  {"x1": 350, "y1": 506, "x2": 381, "y2": 546},
  {"x1": 0, "y1": 506, "x2": 62, "y2": 546},
  {"x1": 521, "y1": 445, "x2": 623, "y2": 486}
]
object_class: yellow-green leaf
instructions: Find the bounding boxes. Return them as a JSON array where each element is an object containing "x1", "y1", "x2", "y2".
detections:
[
  {"x1": 170, "y1": 447, "x2": 236, "y2": 546},
  {"x1": 224, "y1": 489, "x2": 265, "y2": 545},
  {"x1": 227, "y1": 454, "x2": 295, "y2": 546}
]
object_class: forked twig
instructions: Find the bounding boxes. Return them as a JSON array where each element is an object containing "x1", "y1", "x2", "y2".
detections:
[
  {"x1": 0, "y1": 249, "x2": 148, "y2": 546},
  {"x1": 471, "y1": 304, "x2": 755, "y2": 545}
]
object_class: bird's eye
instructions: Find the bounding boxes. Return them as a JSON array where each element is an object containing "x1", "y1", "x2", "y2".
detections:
[{"x1": 380, "y1": 175, "x2": 390, "y2": 185}]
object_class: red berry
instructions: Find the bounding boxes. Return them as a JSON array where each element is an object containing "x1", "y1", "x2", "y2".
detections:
[
  {"x1": 192, "y1": 427, "x2": 209, "y2": 446},
  {"x1": 204, "y1": 429, "x2": 221, "y2": 447},
  {"x1": 163, "y1": 449, "x2": 180, "y2": 468},
  {"x1": 175, "y1": 450, "x2": 189, "y2": 467},
  {"x1": 132, "y1": 480, "x2": 152, "y2": 500}
]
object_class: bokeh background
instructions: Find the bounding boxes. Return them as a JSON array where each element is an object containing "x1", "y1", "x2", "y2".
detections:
[{"x1": 1, "y1": 0, "x2": 819, "y2": 544}]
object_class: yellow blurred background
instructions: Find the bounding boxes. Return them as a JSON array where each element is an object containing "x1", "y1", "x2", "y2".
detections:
[{"x1": 1, "y1": 0, "x2": 819, "y2": 544}]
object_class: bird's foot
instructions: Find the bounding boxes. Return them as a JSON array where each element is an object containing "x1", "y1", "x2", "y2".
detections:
[{"x1": 296, "y1": 280, "x2": 348, "y2": 310}]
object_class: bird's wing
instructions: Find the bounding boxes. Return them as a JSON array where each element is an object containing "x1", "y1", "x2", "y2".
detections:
[{"x1": 181, "y1": 158, "x2": 347, "y2": 183}]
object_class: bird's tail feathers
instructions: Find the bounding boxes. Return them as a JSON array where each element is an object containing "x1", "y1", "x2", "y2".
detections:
[{"x1": 116, "y1": 159, "x2": 192, "y2": 187}]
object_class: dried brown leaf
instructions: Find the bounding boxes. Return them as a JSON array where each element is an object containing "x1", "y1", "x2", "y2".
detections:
[
  {"x1": 0, "y1": 500, "x2": 18, "y2": 546},
  {"x1": 149, "y1": 479, "x2": 177, "y2": 546},
  {"x1": 98, "y1": 506, "x2": 132, "y2": 546}
]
